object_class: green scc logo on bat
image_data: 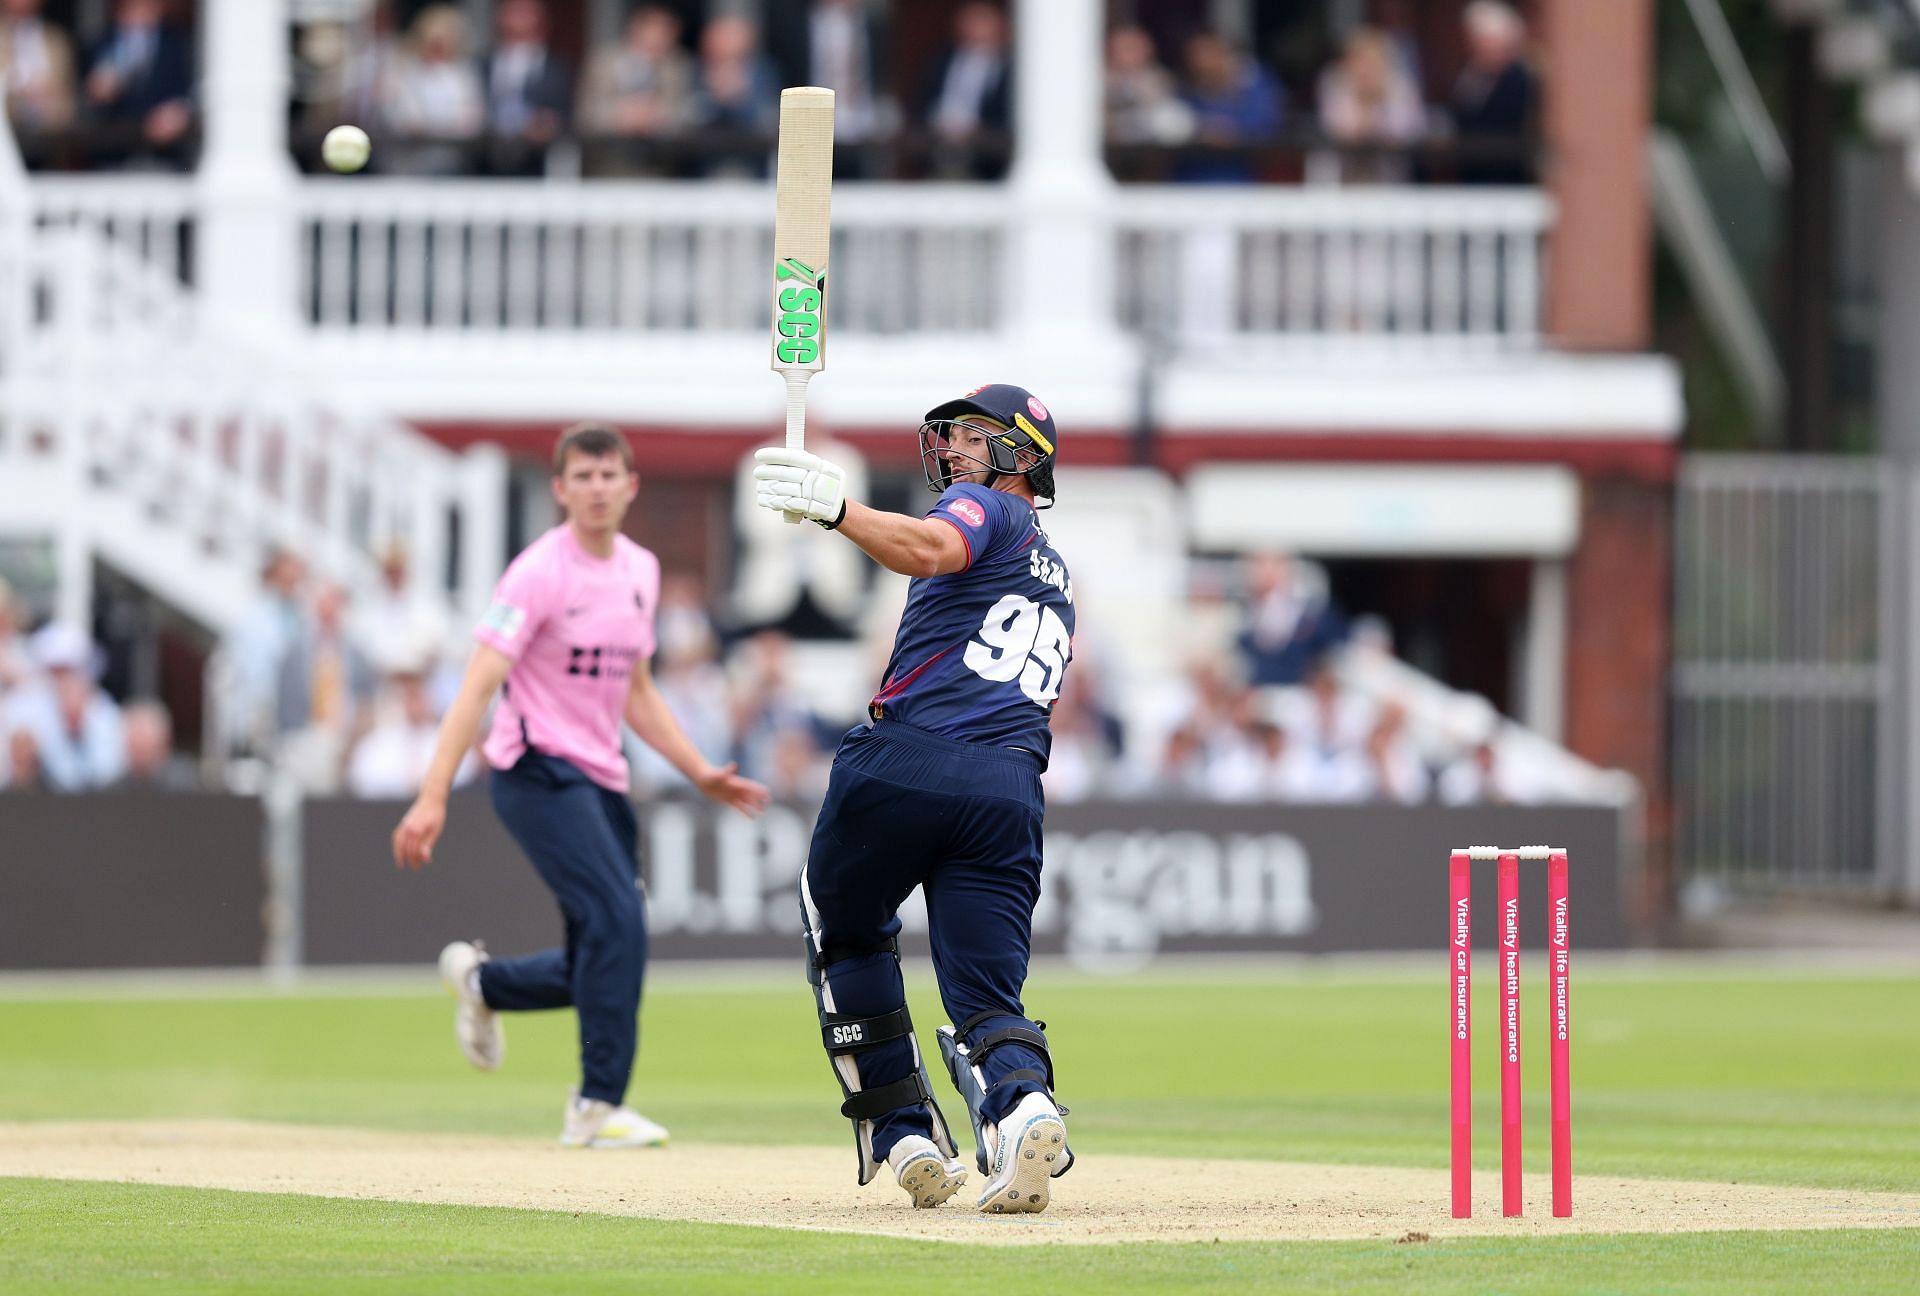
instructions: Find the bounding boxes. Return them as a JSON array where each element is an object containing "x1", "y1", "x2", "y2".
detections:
[{"x1": 774, "y1": 258, "x2": 824, "y2": 365}]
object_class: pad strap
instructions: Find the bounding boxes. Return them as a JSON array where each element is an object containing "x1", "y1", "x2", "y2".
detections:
[
  {"x1": 808, "y1": 935, "x2": 899, "y2": 979},
  {"x1": 820, "y1": 1006, "x2": 912, "y2": 1055},
  {"x1": 839, "y1": 1073, "x2": 929, "y2": 1121},
  {"x1": 967, "y1": 1026, "x2": 1055, "y2": 1089}
]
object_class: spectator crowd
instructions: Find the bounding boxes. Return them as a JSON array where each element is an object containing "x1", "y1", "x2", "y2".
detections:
[
  {"x1": 0, "y1": 577, "x2": 195, "y2": 792},
  {"x1": 3, "y1": 0, "x2": 1535, "y2": 182},
  {"x1": 1, "y1": 541, "x2": 1545, "y2": 809},
  {"x1": 1042, "y1": 550, "x2": 1549, "y2": 808},
  {"x1": 2, "y1": 0, "x2": 195, "y2": 169}
]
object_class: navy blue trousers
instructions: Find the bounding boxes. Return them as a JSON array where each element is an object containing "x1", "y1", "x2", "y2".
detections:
[
  {"x1": 478, "y1": 750, "x2": 647, "y2": 1106},
  {"x1": 802, "y1": 721, "x2": 1052, "y2": 1161}
]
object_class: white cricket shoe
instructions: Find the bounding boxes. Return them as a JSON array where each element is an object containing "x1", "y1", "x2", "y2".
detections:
[
  {"x1": 976, "y1": 1091, "x2": 1067, "y2": 1215},
  {"x1": 560, "y1": 1090, "x2": 670, "y2": 1149},
  {"x1": 887, "y1": 1135, "x2": 967, "y2": 1209},
  {"x1": 438, "y1": 940, "x2": 503, "y2": 1071}
]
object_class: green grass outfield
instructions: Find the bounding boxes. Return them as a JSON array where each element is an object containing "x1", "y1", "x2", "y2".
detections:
[{"x1": 3, "y1": 959, "x2": 1918, "y2": 1293}]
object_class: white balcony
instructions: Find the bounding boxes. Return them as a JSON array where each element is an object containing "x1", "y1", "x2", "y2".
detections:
[{"x1": 6, "y1": 171, "x2": 1631, "y2": 434}]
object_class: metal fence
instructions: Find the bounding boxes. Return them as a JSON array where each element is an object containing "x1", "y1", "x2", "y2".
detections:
[{"x1": 1672, "y1": 455, "x2": 1905, "y2": 899}]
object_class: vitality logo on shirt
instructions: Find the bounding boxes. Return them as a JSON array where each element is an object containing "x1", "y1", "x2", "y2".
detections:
[{"x1": 947, "y1": 499, "x2": 987, "y2": 528}]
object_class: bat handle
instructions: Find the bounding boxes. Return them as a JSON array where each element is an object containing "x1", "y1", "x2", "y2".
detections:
[{"x1": 782, "y1": 370, "x2": 811, "y2": 524}]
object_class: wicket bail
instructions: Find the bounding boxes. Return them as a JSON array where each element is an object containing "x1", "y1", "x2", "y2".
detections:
[{"x1": 1449, "y1": 845, "x2": 1572, "y2": 1219}]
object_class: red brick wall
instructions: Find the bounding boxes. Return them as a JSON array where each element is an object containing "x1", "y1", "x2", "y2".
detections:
[
  {"x1": 1542, "y1": 0, "x2": 1654, "y2": 350},
  {"x1": 1565, "y1": 472, "x2": 1673, "y2": 914}
]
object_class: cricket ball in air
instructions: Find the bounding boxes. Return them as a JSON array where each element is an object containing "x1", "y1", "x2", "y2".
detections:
[{"x1": 322, "y1": 124, "x2": 371, "y2": 174}]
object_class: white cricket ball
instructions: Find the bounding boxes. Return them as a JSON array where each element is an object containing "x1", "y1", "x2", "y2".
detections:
[{"x1": 322, "y1": 124, "x2": 371, "y2": 174}]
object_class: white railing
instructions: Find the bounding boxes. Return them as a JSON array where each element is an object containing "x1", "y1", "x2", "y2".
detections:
[
  {"x1": 8, "y1": 176, "x2": 1553, "y2": 355},
  {"x1": 29, "y1": 175, "x2": 199, "y2": 293},
  {"x1": 297, "y1": 178, "x2": 1006, "y2": 336},
  {"x1": 1116, "y1": 187, "x2": 1551, "y2": 351}
]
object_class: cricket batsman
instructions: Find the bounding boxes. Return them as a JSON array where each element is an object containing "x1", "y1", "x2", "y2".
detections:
[{"x1": 752, "y1": 384, "x2": 1076, "y2": 1214}]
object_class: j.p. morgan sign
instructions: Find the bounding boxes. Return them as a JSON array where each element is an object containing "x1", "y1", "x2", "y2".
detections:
[{"x1": 304, "y1": 796, "x2": 1632, "y2": 966}]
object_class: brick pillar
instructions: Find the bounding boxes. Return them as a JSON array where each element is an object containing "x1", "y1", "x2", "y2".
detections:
[
  {"x1": 1564, "y1": 473, "x2": 1673, "y2": 918},
  {"x1": 1541, "y1": 0, "x2": 1654, "y2": 350}
]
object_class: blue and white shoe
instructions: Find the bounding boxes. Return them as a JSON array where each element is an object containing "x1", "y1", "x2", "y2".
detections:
[
  {"x1": 887, "y1": 1135, "x2": 967, "y2": 1209},
  {"x1": 976, "y1": 1092, "x2": 1067, "y2": 1214}
]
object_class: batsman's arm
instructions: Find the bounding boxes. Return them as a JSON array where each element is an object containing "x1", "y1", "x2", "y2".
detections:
[
  {"x1": 624, "y1": 659, "x2": 770, "y2": 817},
  {"x1": 392, "y1": 643, "x2": 513, "y2": 869},
  {"x1": 750, "y1": 448, "x2": 967, "y2": 578},
  {"x1": 834, "y1": 501, "x2": 971, "y2": 579}
]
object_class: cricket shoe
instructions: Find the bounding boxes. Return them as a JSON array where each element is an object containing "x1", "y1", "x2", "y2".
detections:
[
  {"x1": 976, "y1": 1091, "x2": 1067, "y2": 1215},
  {"x1": 438, "y1": 940, "x2": 503, "y2": 1071},
  {"x1": 887, "y1": 1135, "x2": 967, "y2": 1209},
  {"x1": 561, "y1": 1090, "x2": 670, "y2": 1149}
]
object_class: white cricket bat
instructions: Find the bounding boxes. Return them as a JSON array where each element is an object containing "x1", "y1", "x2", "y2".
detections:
[{"x1": 770, "y1": 87, "x2": 835, "y2": 521}]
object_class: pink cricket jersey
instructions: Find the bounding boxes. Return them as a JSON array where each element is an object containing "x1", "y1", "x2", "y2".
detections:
[{"x1": 474, "y1": 524, "x2": 661, "y2": 792}]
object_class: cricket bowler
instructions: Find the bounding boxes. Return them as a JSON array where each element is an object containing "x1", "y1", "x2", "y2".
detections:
[{"x1": 393, "y1": 423, "x2": 769, "y2": 1149}]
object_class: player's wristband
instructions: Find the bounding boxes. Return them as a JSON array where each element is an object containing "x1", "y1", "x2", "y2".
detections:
[{"x1": 814, "y1": 499, "x2": 847, "y2": 531}]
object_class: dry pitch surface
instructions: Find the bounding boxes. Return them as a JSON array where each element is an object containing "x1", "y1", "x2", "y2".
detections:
[{"x1": 6, "y1": 1120, "x2": 1919, "y2": 1244}]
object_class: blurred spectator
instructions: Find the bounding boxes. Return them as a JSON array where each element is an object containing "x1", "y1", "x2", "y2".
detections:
[
  {"x1": 379, "y1": 3, "x2": 483, "y2": 175},
  {"x1": 688, "y1": 14, "x2": 778, "y2": 178},
  {"x1": 347, "y1": 668, "x2": 474, "y2": 798},
  {"x1": 338, "y1": 0, "x2": 401, "y2": 131},
  {"x1": 1205, "y1": 693, "x2": 1277, "y2": 803},
  {"x1": 764, "y1": 724, "x2": 831, "y2": 803},
  {"x1": 354, "y1": 542, "x2": 449, "y2": 681},
  {"x1": 293, "y1": 3, "x2": 394, "y2": 139},
  {"x1": 1236, "y1": 553, "x2": 1347, "y2": 687},
  {"x1": 1362, "y1": 698, "x2": 1429, "y2": 803},
  {"x1": 115, "y1": 699, "x2": 198, "y2": 791},
  {"x1": 807, "y1": 0, "x2": 883, "y2": 151},
  {"x1": 1280, "y1": 654, "x2": 1375, "y2": 801},
  {"x1": 630, "y1": 575, "x2": 732, "y2": 793},
  {"x1": 276, "y1": 582, "x2": 376, "y2": 793},
  {"x1": 3, "y1": 623, "x2": 125, "y2": 791},
  {"x1": 1450, "y1": 0, "x2": 1535, "y2": 184},
  {"x1": 578, "y1": 2, "x2": 692, "y2": 171},
  {"x1": 1370, "y1": 0, "x2": 1426, "y2": 100},
  {"x1": 1155, "y1": 721, "x2": 1212, "y2": 799},
  {"x1": 1104, "y1": 24, "x2": 1189, "y2": 146},
  {"x1": 1438, "y1": 734, "x2": 1545, "y2": 805},
  {"x1": 920, "y1": 0, "x2": 1011, "y2": 180},
  {"x1": 1174, "y1": 31, "x2": 1282, "y2": 184},
  {"x1": 0, "y1": 576, "x2": 34, "y2": 695},
  {"x1": 1, "y1": 0, "x2": 77, "y2": 133},
  {"x1": 1041, "y1": 675, "x2": 1119, "y2": 804},
  {"x1": 728, "y1": 631, "x2": 825, "y2": 790},
  {"x1": 3, "y1": 728, "x2": 42, "y2": 790},
  {"x1": 222, "y1": 549, "x2": 306, "y2": 756},
  {"x1": 482, "y1": 0, "x2": 572, "y2": 177},
  {"x1": 1316, "y1": 25, "x2": 1426, "y2": 183},
  {"x1": 83, "y1": 0, "x2": 194, "y2": 168}
]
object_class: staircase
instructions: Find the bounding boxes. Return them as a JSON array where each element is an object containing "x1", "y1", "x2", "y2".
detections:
[{"x1": 0, "y1": 132, "x2": 504, "y2": 645}]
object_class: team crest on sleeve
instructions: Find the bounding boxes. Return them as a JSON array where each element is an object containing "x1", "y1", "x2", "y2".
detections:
[
  {"x1": 481, "y1": 600, "x2": 526, "y2": 639},
  {"x1": 946, "y1": 499, "x2": 987, "y2": 528}
]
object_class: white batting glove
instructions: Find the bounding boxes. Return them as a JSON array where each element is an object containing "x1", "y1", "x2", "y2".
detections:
[{"x1": 753, "y1": 447, "x2": 848, "y2": 529}]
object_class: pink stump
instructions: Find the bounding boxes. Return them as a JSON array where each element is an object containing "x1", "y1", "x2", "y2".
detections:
[
  {"x1": 1549, "y1": 851, "x2": 1572, "y2": 1217},
  {"x1": 1449, "y1": 850, "x2": 1472, "y2": 1218},
  {"x1": 1499, "y1": 852, "x2": 1522, "y2": 1217}
]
